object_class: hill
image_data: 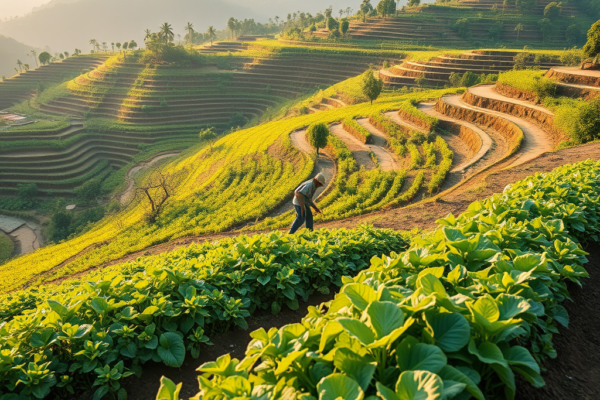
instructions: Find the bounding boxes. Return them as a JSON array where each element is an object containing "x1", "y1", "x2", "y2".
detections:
[
  {"x1": 0, "y1": 0, "x2": 259, "y2": 52},
  {"x1": 0, "y1": 35, "x2": 39, "y2": 79}
]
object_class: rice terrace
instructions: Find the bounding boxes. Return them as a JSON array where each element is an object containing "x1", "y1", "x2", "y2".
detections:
[{"x1": 1, "y1": 0, "x2": 600, "y2": 398}]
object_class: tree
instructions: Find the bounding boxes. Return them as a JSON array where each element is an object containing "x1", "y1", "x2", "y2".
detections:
[
  {"x1": 74, "y1": 179, "x2": 102, "y2": 204},
  {"x1": 516, "y1": 0, "x2": 535, "y2": 12},
  {"x1": 116, "y1": 42, "x2": 122, "y2": 51},
  {"x1": 360, "y1": 0, "x2": 373, "y2": 22},
  {"x1": 544, "y1": 2, "x2": 562, "y2": 20},
  {"x1": 16, "y1": 59, "x2": 23, "y2": 73},
  {"x1": 199, "y1": 127, "x2": 218, "y2": 150},
  {"x1": 227, "y1": 17, "x2": 237, "y2": 39},
  {"x1": 408, "y1": 0, "x2": 420, "y2": 7},
  {"x1": 64, "y1": 51, "x2": 69, "y2": 58},
  {"x1": 327, "y1": 17, "x2": 339, "y2": 32},
  {"x1": 503, "y1": 0, "x2": 515, "y2": 15},
  {"x1": 38, "y1": 51, "x2": 51, "y2": 65},
  {"x1": 454, "y1": 18, "x2": 471, "y2": 39},
  {"x1": 59, "y1": 53, "x2": 64, "y2": 60},
  {"x1": 111, "y1": 42, "x2": 115, "y2": 51},
  {"x1": 130, "y1": 170, "x2": 183, "y2": 223},
  {"x1": 122, "y1": 42, "x2": 129, "y2": 51},
  {"x1": 514, "y1": 23, "x2": 524, "y2": 42},
  {"x1": 583, "y1": 20, "x2": 600, "y2": 58},
  {"x1": 29, "y1": 49, "x2": 38, "y2": 68},
  {"x1": 17, "y1": 183, "x2": 39, "y2": 202},
  {"x1": 159, "y1": 22, "x2": 174, "y2": 43},
  {"x1": 129, "y1": 40, "x2": 138, "y2": 51},
  {"x1": 340, "y1": 19, "x2": 350, "y2": 36},
  {"x1": 144, "y1": 29, "x2": 152, "y2": 41},
  {"x1": 538, "y1": 18, "x2": 552, "y2": 44},
  {"x1": 185, "y1": 22, "x2": 195, "y2": 45},
  {"x1": 360, "y1": 69, "x2": 383, "y2": 105},
  {"x1": 306, "y1": 123, "x2": 329, "y2": 155},
  {"x1": 48, "y1": 210, "x2": 73, "y2": 243},
  {"x1": 89, "y1": 39, "x2": 97, "y2": 52},
  {"x1": 207, "y1": 26, "x2": 216, "y2": 45}
]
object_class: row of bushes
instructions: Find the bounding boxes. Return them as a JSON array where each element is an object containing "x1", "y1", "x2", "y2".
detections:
[{"x1": 342, "y1": 117, "x2": 372, "y2": 143}]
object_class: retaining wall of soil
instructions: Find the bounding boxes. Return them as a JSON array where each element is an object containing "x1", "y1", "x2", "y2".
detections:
[
  {"x1": 546, "y1": 69, "x2": 600, "y2": 88},
  {"x1": 435, "y1": 98, "x2": 523, "y2": 156},
  {"x1": 462, "y1": 88, "x2": 567, "y2": 145}
]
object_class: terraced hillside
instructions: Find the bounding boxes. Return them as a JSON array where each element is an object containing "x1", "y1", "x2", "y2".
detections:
[
  {"x1": 381, "y1": 49, "x2": 562, "y2": 87},
  {"x1": 314, "y1": 0, "x2": 588, "y2": 47},
  {"x1": 0, "y1": 55, "x2": 108, "y2": 110}
]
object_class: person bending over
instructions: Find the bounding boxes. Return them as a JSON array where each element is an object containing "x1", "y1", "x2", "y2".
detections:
[{"x1": 289, "y1": 173, "x2": 326, "y2": 234}]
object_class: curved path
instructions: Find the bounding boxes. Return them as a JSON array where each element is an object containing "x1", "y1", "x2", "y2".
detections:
[
  {"x1": 120, "y1": 152, "x2": 181, "y2": 205},
  {"x1": 0, "y1": 215, "x2": 43, "y2": 256},
  {"x1": 329, "y1": 124, "x2": 376, "y2": 170},
  {"x1": 356, "y1": 118, "x2": 399, "y2": 171},
  {"x1": 267, "y1": 130, "x2": 335, "y2": 217},
  {"x1": 469, "y1": 84, "x2": 553, "y2": 115},
  {"x1": 447, "y1": 88, "x2": 553, "y2": 168},
  {"x1": 419, "y1": 103, "x2": 493, "y2": 174},
  {"x1": 384, "y1": 110, "x2": 428, "y2": 133}
]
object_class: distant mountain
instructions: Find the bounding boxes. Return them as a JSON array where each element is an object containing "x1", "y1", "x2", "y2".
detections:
[
  {"x1": 0, "y1": 0, "x2": 261, "y2": 53},
  {"x1": 0, "y1": 35, "x2": 39, "y2": 79}
]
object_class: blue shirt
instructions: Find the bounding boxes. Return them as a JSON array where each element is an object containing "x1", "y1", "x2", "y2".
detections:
[{"x1": 292, "y1": 179, "x2": 317, "y2": 206}]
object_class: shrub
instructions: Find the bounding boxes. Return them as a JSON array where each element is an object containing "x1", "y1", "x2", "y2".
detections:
[
  {"x1": 553, "y1": 98, "x2": 600, "y2": 143},
  {"x1": 560, "y1": 47, "x2": 583, "y2": 66},
  {"x1": 453, "y1": 18, "x2": 471, "y2": 38},
  {"x1": 513, "y1": 52, "x2": 531, "y2": 70},
  {"x1": 583, "y1": 20, "x2": 600, "y2": 58},
  {"x1": 544, "y1": 1, "x2": 562, "y2": 19},
  {"x1": 74, "y1": 178, "x2": 102, "y2": 204}
]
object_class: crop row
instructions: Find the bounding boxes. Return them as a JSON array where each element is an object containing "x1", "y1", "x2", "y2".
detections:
[
  {"x1": 0, "y1": 228, "x2": 409, "y2": 399},
  {"x1": 179, "y1": 159, "x2": 598, "y2": 400}
]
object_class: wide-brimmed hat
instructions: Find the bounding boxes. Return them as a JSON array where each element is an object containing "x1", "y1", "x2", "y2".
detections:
[{"x1": 315, "y1": 173, "x2": 326, "y2": 184}]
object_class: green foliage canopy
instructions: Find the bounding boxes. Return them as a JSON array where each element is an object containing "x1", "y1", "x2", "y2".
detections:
[
  {"x1": 306, "y1": 122, "x2": 330, "y2": 154},
  {"x1": 360, "y1": 70, "x2": 383, "y2": 105}
]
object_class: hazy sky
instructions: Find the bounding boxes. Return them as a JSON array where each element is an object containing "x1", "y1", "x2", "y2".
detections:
[{"x1": 0, "y1": 0, "x2": 51, "y2": 18}]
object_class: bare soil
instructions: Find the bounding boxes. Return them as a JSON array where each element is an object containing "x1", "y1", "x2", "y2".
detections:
[
  {"x1": 356, "y1": 118, "x2": 399, "y2": 171},
  {"x1": 330, "y1": 123, "x2": 376, "y2": 169}
]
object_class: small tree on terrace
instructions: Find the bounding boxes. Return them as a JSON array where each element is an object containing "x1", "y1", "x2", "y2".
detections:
[
  {"x1": 89, "y1": 39, "x2": 97, "y2": 52},
  {"x1": 408, "y1": 0, "x2": 420, "y2": 8},
  {"x1": 129, "y1": 169, "x2": 184, "y2": 224},
  {"x1": 360, "y1": 69, "x2": 384, "y2": 105},
  {"x1": 327, "y1": 17, "x2": 339, "y2": 33},
  {"x1": 516, "y1": 0, "x2": 535, "y2": 13},
  {"x1": 29, "y1": 49, "x2": 38, "y2": 67},
  {"x1": 38, "y1": 51, "x2": 51, "y2": 65},
  {"x1": 199, "y1": 127, "x2": 218, "y2": 151},
  {"x1": 116, "y1": 42, "x2": 122, "y2": 51},
  {"x1": 306, "y1": 123, "x2": 329, "y2": 155},
  {"x1": 129, "y1": 40, "x2": 138, "y2": 51},
  {"x1": 583, "y1": 20, "x2": 600, "y2": 59},
  {"x1": 340, "y1": 19, "x2": 350, "y2": 37},
  {"x1": 360, "y1": 0, "x2": 373, "y2": 22},
  {"x1": 514, "y1": 23, "x2": 524, "y2": 42},
  {"x1": 227, "y1": 17, "x2": 237, "y2": 39},
  {"x1": 185, "y1": 22, "x2": 195, "y2": 45},
  {"x1": 207, "y1": 26, "x2": 216, "y2": 45},
  {"x1": 544, "y1": 2, "x2": 562, "y2": 20}
]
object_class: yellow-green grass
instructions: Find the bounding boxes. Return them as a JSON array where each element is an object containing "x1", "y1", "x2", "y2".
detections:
[
  {"x1": 0, "y1": 87, "x2": 459, "y2": 294},
  {"x1": 0, "y1": 232, "x2": 14, "y2": 264}
]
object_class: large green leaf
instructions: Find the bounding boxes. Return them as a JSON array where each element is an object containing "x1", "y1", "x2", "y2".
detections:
[
  {"x1": 275, "y1": 349, "x2": 308, "y2": 374},
  {"x1": 333, "y1": 348, "x2": 376, "y2": 391},
  {"x1": 396, "y1": 337, "x2": 447, "y2": 374},
  {"x1": 220, "y1": 376, "x2": 252, "y2": 398},
  {"x1": 424, "y1": 311, "x2": 470, "y2": 352},
  {"x1": 364, "y1": 301, "x2": 405, "y2": 339},
  {"x1": 343, "y1": 284, "x2": 378, "y2": 311},
  {"x1": 317, "y1": 373, "x2": 364, "y2": 400},
  {"x1": 419, "y1": 275, "x2": 448, "y2": 299},
  {"x1": 395, "y1": 370, "x2": 444, "y2": 400},
  {"x1": 438, "y1": 365, "x2": 484, "y2": 400},
  {"x1": 338, "y1": 318, "x2": 375, "y2": 346},
  {"x1": 319, "y1": 321, "x2": 344, "y2": 353},
  {"x1": 157, "y1": 333, "x2": 186, "y2": 367},
  {"x1": 471, "y1": 296, "x2": 499, "y2": 323},
  {"x1": 496, "y1": 294, "x2": 530, "y2": 320},
  {"x1": 468, "y1": 340, "x2": 507, "y2": 367}
]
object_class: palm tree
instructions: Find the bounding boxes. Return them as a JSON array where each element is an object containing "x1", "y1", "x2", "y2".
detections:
[
  {"x1": 89, "y1": 39, "x2": 97, "y2": 52},
  {"x1": 159, "y1": 22, "x2": 174, "y2": 43},
  {"x1": 207, "y1": 26, "x2": 216, "y2": 45},
  {"x1": 227, "y1": 17, "x2": 237, "y2": 39},
  {"x1": 185, "y1": 22, "x2": 195, "y2": 45},
  {"x1": 29, "y1": 50, "x2": 38, "y2": 68},
  {"x1": 111, "y1": 42, "x2": 115, "y2": 52},
  {"x1": 515, "y1": 23, "x2": 524, "y2": 42},
  {"x1": 16, "y1": 59, "x2": 23, "y2": 73},
  {"x1": 144, "y1": 29, "x2": 152, "y2": 41}
]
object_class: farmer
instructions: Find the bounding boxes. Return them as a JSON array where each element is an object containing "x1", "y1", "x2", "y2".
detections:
[{"x1": 289, "y1": 173, "x2": 326, "y2": 234}]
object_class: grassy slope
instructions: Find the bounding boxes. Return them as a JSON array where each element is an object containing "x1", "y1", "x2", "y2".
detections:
[{"x1": 0, "y1": 87, "x2": 459, "y2": 294}]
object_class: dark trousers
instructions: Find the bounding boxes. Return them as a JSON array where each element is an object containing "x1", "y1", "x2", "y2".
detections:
[{"x1": 289, "y1": 205, "x2": 313, "y2": 234}]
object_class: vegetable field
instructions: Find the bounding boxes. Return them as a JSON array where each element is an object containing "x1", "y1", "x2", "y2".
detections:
[{"x1": 164, "y1": 159, "x2": 600, "y2": 400}]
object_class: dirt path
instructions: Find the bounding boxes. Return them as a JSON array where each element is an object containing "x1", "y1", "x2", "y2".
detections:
[
  {"x1": 120, "y1": 152, "x2": 181, "y2": 205},
  {"x1": 419, "y1": 102, "x2": 494, "y2": 173},
  {"x1": 470, "y1": 84, "x2": 553, "y2": 115},
  {"x1": 445, "y1": 92, "x2": 553, "y2": 168},
  {"x1": 266, "y1": 130, "x2": 336, "y2": 217},
  {"x1": 356, "y1": 118, "x2": 399, "y2": 171},
  {"x1": 551, "y1": 66, "x2": 600, "y2": 79},
  {"x1": 0, "y1": 215, "x2": 43, "y2": 256},
  {"x1": 330, "y1": 123, "x2": 375, "y2": 169}
]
